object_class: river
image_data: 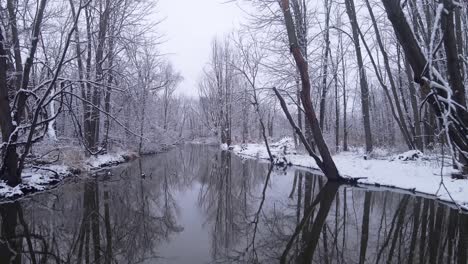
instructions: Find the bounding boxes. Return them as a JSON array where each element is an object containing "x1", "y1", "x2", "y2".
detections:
[{"x1": 0, "y1": 144, "x2": 466, "y2": 263}]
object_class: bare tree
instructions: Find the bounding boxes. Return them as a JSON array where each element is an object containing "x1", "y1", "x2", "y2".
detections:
[
  {"x1": 199, "y1": 38, "x2": 236, "y2": 146},
  {"x1": 363, "y1": 0, "x2": 415, "y2": 150},
  {"x1": 0, "y1": 0, "x2": 82, "y2": 186},
  {"x1": 343, "y1": 0, "x2": 373, "y2": 153},
  {"x1": 318, "y1": 0, "x2": 332, "y2": 130},
  {"x1": 232, "y1": 33, "x2": 274, "y2": 160}
]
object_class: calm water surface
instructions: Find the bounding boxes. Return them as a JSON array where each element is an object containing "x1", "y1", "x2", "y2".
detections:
[{"x1": 0, "y1": 144, "x2": 467, "y2": 263}]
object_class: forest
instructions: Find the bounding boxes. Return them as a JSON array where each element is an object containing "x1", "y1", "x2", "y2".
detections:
[
  {"x1": 0, "y1": 0, "x2": 467, "y2": 262},
  {"x1": 0, "y1": 0, "x2": 466, "y2": 187},
  {"x1": 197, "y1": 0, "x2": 468, "y2": 180}
]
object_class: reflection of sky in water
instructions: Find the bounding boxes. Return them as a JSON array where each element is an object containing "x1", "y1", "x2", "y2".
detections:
[
  {"x1": 0, "y1": 144, "x2": 466, "y2": 264},
  {"x1": 157, "y1": 183, "x2": 211, "y2": 264}
]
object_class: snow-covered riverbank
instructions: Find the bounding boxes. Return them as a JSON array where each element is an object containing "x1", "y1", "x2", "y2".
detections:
[
  {"x1": 0, "y1": 135, "x2": 184, "y2": 200},
  {"x1": 0, "y1": 151, "x2": 138, "y2": 199},
  {"x1": 223, "y1": 138, "x2": 468, "y2": 210}
]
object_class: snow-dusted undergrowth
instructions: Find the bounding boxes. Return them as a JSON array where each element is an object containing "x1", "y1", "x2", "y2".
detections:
[
  {"x1": 0, "y1": 151, "x2": 137, "y2": 199},
  {"x1": 0, "y1": 165, "x2": 73, "y2": 198},
  {"x1": 225, "y1": 137, "x2": 468, "y2": 210}
]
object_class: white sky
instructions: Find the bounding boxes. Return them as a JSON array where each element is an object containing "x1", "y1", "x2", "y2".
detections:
[{"x1": 157, "y1": 0, "x2": 246, "y2": 97}]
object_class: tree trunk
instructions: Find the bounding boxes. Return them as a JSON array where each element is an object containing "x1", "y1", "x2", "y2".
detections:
[
  {"x1": 0, "y1": 27, "x2": 19, "y2": 186},
  {"x1": 103, "y1": 20, "x2": 116, "y2": 152},
  {"x1": 93, "y1": 0, "x2": 110, "y2": 152},
  {"x1": 319, "y1": 0, "x2": 331, "y2": 130},
  {"x1": 13, "y1": 0, "x2": 48, "y2": 124},
  {"x1": 84, "y1": 7, "x2": 94, "y2": 154},
  {"x1": 344, "y1": 0, "x2": 373, "y2": 153},
  {"x1": 339, "y1": 26, "x2": 348, "y2": 152},
  {"x1": 364, "y1": 0, "x2": 414, "y2": 149},
  {"x1": 6, "y1": 0, "x2": 23, "y2": 92},
  {"x1": 334, "y1": 70, "x2": 339, "y2": 153},
  {"x1": 278, "y1": 0, "x2": 341, "y2": 180},
  {"x1": 440, "y1": 0, "x2": 466, "y2": 117},
  {"x1": 138, "y1": 83, "x2": 147, "y2": 155},
  {"x1": 296, "y1": 79, "x2": 302, "y2": 147},
  {"x1": 404, "y1": 59, "x2": 423, "y2": 150}
]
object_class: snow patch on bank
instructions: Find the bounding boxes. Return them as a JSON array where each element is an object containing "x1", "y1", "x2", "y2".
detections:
[
  {"x1": 0, "y1": 165, "x2": 73, "y2": 199},
  {"x1": 0, "y1": 151, "x2": 139, "y2": 200},
  {"x1": 85, "y1": 152, "x2": 132, "y2": 169},
  {"x1": 190, "y1": 137, "x2": 219, "y2": 145},
  {"x1": 224, "y1": 138, "x2": 468, "y2": 210}
]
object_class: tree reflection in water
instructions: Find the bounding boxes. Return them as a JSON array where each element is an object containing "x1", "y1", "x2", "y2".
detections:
[
  {"x1": 0, "y1": 150, "x2": 186, "y2": 263},
  {"x1": 0, "y1": 145, "x2": 466, "y2": 263},
  {"x1": 226, "y1": 170, "x2": 468, "y2": 264}
]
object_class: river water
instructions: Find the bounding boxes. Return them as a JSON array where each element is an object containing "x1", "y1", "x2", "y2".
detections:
[{"x1": 0, "y1": 144, "x2": 467, "y2": 263}]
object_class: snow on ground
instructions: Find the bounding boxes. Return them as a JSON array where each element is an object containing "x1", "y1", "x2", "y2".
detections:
[
  {"x1": 190, "y1": 136, "x2": 219, "y2": 145},
  {"x1": 226, "y1": 137, "x2": 468, "y2": 210},
  {"x1": 0, "y1": 151, "x2": 138, "y2": 199},
  {"x1": 85, "y1": 151, "x2": 133, "y2": 169},
  {"x1": 0, "y1": 165, "x2": 73, "y2": 199}
]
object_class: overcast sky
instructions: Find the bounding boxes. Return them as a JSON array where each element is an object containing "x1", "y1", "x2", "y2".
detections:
[{"x1": 157, "y1": 0, "x2": 246, "y2": 97}]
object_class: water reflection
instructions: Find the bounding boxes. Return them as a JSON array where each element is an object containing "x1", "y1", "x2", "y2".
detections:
[
  {"x1": 0, "y1": 145, "x2": 466, "y2": 263},
  {"x1": 239, "y1": 175, "x2": 468, "y2": 264}
]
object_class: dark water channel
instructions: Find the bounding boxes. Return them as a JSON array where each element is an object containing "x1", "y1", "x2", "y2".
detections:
[{"x1": 0, "y1": 144, "x2": 467, "y2": 263}]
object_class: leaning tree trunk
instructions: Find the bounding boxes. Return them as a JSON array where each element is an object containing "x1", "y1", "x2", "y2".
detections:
[
  {"x1": 291, "y1": 0, "x2": 315, "y2": 150},
  {"x1": 279, "y1": 0, "x2": 341, "y2": 180},
  {"x1": 381, "y1": 0, "x2": 468, "y2": 174}
]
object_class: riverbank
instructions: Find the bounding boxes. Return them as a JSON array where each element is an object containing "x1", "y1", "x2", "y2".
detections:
[
  {"x1": 0, "y1": 140, "x2": 181, "y2": 200},
  {"x1": 0, "y1": 151, "x2": 138, "y2": 200},
  {"x1": 224, "y1": 138, "x2": 468, "y2": 210}
]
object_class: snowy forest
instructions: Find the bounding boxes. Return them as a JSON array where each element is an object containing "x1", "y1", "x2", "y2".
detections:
[{"x1": 0, "y1": 0, "x2": 467, "y2": 263}]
